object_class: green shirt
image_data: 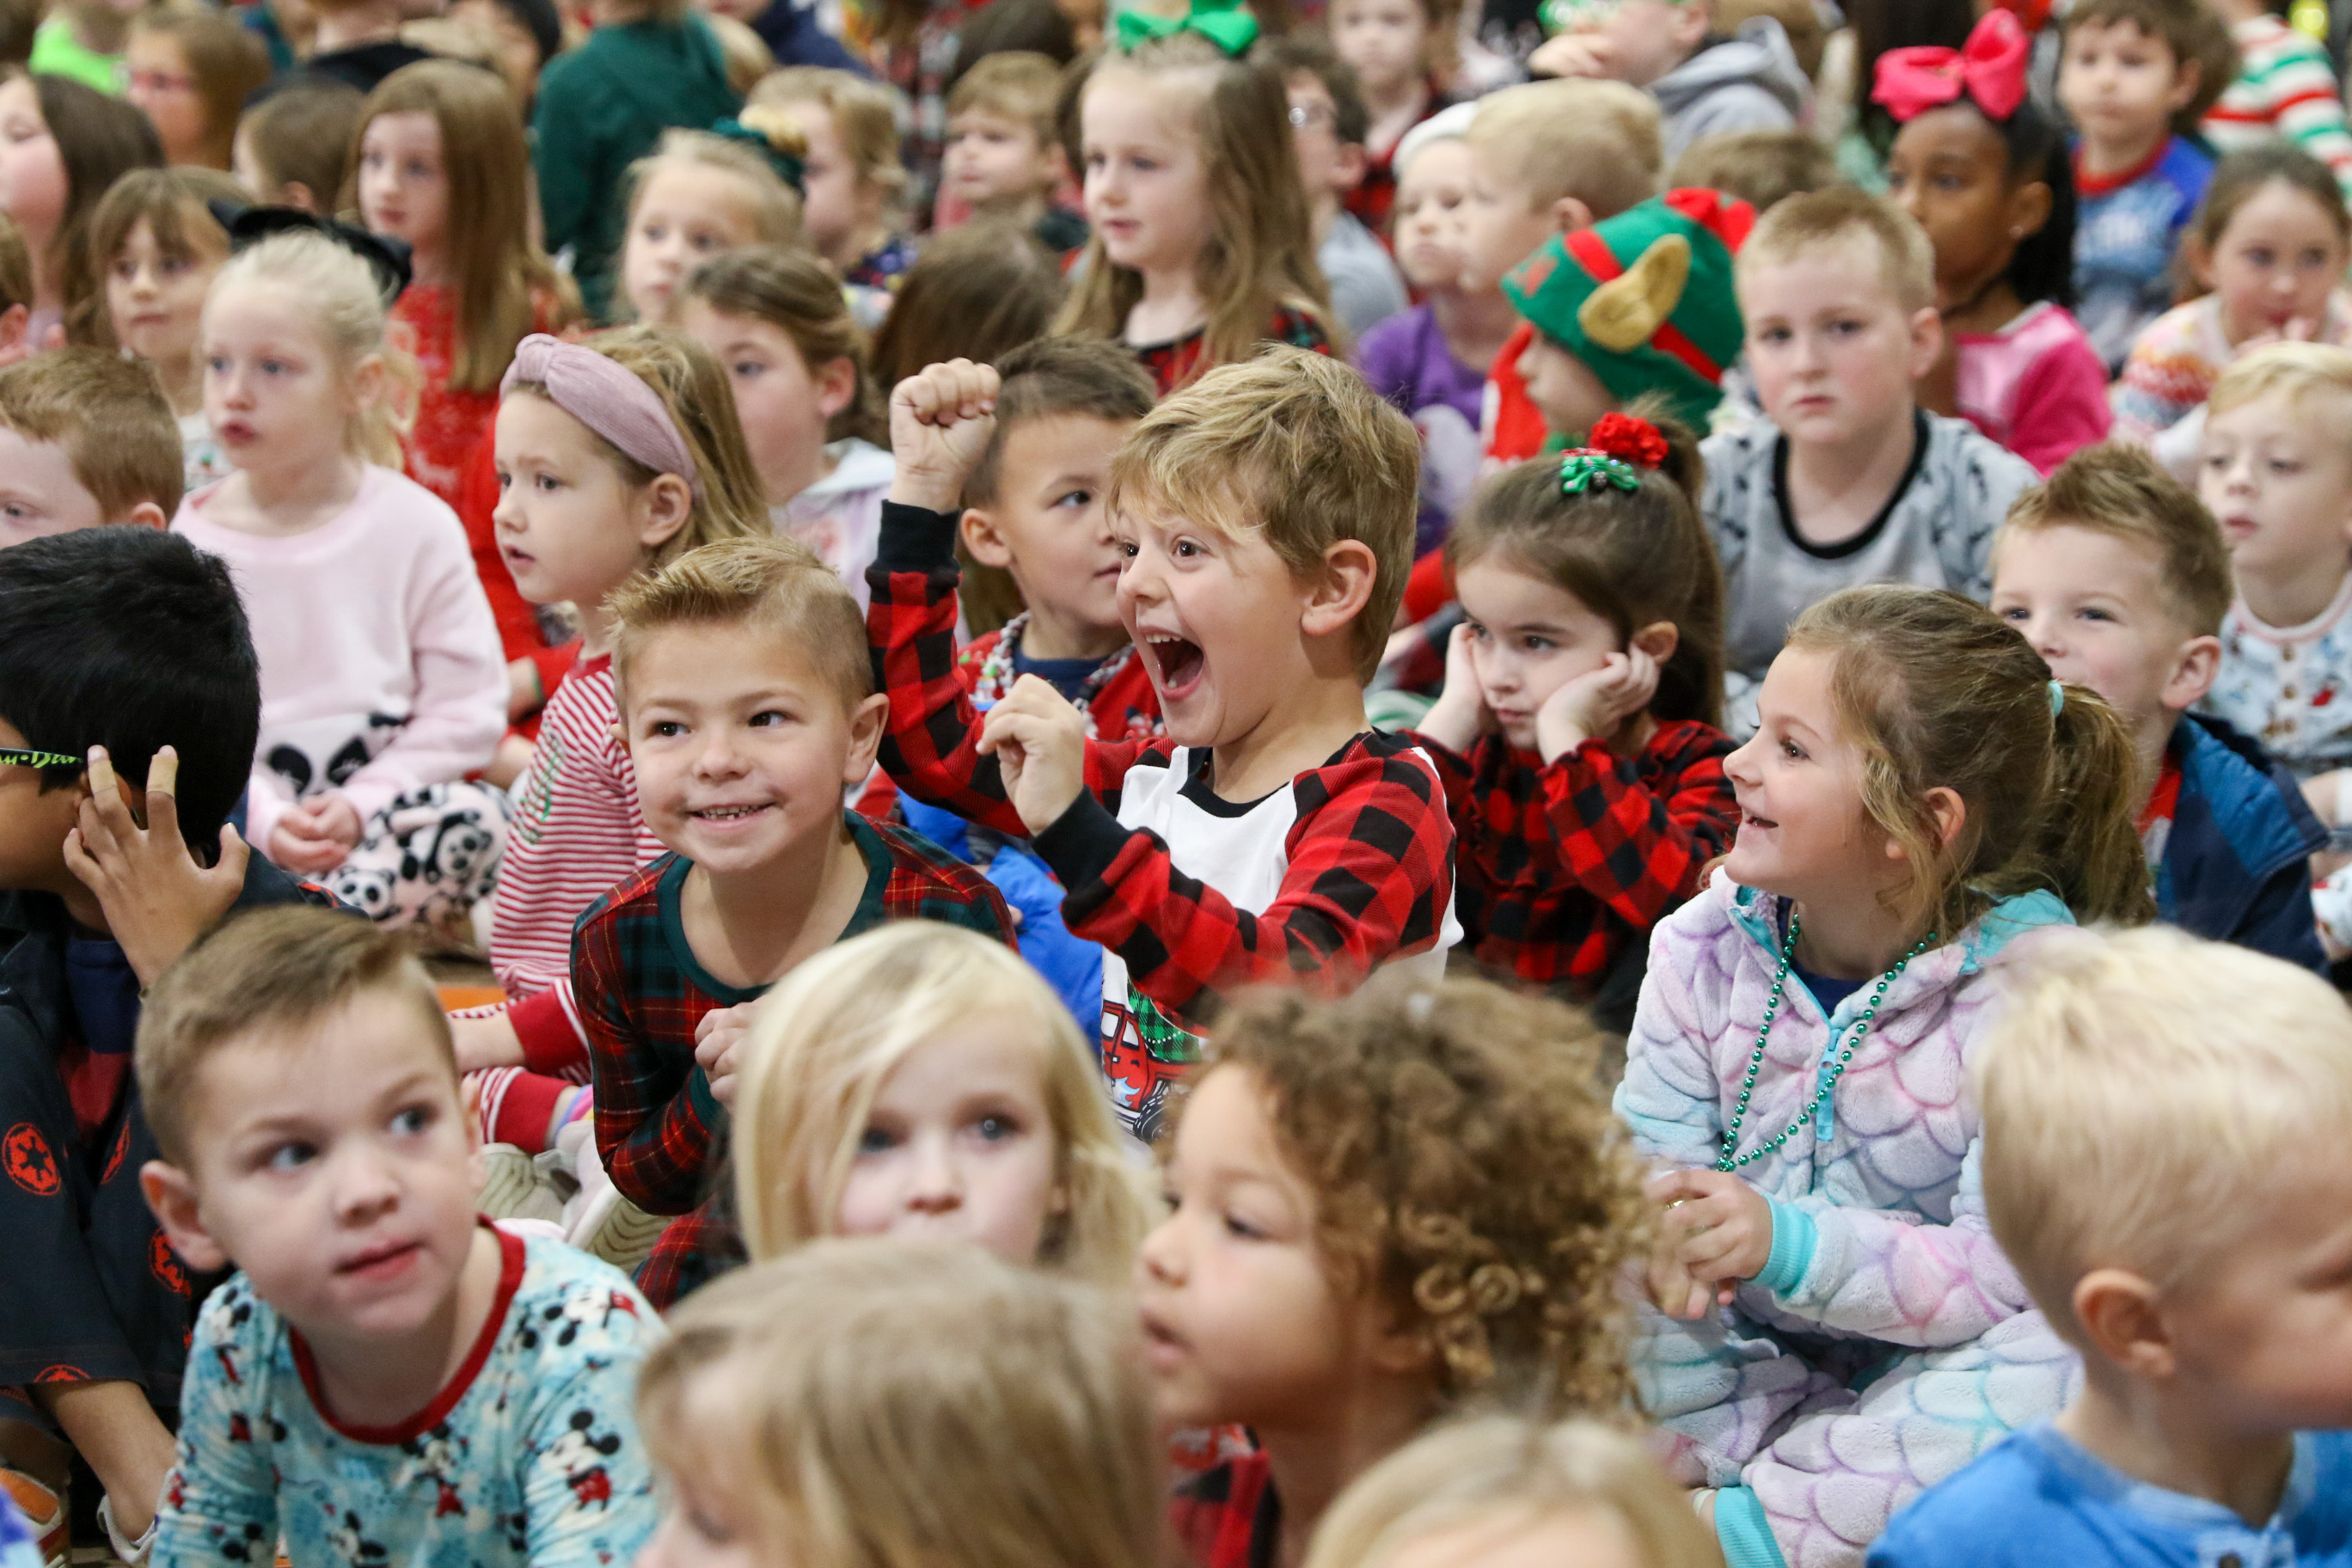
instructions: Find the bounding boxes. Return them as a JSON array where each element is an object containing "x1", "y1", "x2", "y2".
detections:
[{"x1": 28, "y1": 17, "x2": 124, "y2": 94}]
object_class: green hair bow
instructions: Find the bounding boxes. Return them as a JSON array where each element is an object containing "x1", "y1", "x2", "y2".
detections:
[
  {"x1": 1115, "y1": 0, "x2": 1259, "y2": 57},
  {"x1": 711, "y1": 118, "x2": 806, "y2": 194},
  {"x1": 1559, "y1": 450, "x2": 1640, "y2": 495}
]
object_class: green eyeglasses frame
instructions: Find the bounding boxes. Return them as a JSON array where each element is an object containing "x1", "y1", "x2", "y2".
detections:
[{"x1": 0, "y1": 747, "x2": 80, "y2": 770}]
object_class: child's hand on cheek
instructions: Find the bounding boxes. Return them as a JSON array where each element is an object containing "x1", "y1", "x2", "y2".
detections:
[
  {"x1": 1413, "y1": 621, "x2": 1496, "y2": 755},
  {"x1": 1536, "y1": 646, "x2": 1658, "y2": 763},
  {"x1": 977, "y1": 675, "x2": 1089, "y2": 836},
  {"x1": 887, "y1": 358, "x2": 1001, "y2": 513},
  {"x1": 1649, "y1": 1167, "x2": 1775, "y2": 1311},
  {"x1": 1527, "y1": 31, "x2": 1614, "y2": 80},
  {"x1": 693, "y1": 1001, "x2": 760, "y2": 1106}
]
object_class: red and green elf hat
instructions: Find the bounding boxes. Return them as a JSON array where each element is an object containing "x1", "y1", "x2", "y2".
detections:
[{"x1": 1501, "y1": 187, "x2": 1755, "y2": 430}]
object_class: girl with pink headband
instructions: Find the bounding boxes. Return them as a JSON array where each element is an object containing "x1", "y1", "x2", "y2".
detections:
[{"x1": 451, "y1": 325, "x2": 766, "y2": 1256}]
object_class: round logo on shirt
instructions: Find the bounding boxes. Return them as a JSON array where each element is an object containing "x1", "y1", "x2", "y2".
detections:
[{"x1": 3, "y1": 1122, "x2": 58, "y2": 1197}]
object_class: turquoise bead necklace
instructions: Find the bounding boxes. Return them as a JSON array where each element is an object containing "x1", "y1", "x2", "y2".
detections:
[{"x1": 1715, "y1": 916, "x2": 1935, "y2": 1174}]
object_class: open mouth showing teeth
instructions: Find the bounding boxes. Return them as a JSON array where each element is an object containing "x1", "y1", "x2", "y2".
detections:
[
  {"x1": 692, "y1": 805, "x2": 769, "y2": 821},
  {"x1": 1145, "y1": 634, "x2": 1204, "y2": 693},
  {"x1": 1743, "y1": 811, "x2": 1778, "y2": 830}
]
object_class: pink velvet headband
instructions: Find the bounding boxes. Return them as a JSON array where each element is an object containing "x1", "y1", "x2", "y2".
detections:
[{"x1": 501, "y1": 334, "x2": 700, "y2": 497}]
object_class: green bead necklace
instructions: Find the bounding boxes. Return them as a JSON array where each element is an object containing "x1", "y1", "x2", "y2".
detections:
[{"x1": 1714, "y1": 916, "x2": 1935, "y2": 1174}]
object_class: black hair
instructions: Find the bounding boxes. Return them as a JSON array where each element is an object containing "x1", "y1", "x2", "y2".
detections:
[
  {"x1": 1988, "y1": 95, "x2": 2077, "y2": 310},
  {"x1": 0, "y1": 529, "x2": 259, "y2": 857}
]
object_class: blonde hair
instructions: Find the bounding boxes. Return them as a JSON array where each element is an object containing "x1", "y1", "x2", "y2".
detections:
[
  {"x1": 1977, "y1": 924, "x2": 2352, "y2": 1341},
  {"x1": 1056, "y1": 35, "x2": 1333, "y2": 384},
  {"x1": 1109, "y1": 347, "x2": 1416, "y2": 682},
  {"x1": 350, "y1": 61, "x2": 570, "y2": 393},
  {"x1": 1740, "y1": 185, "x2": 1936, "y2": 315},
  {"x1": 678, "y1": 244, "x2": 885, "y2": 446},
  {"x1": 1302, "y1": 1416, "x2": 1722, "y2": 1568},
  {"x1": 1999, "y1": 442, "x2": 2233, "y2": 637},
  {"x1": 1782, "y1": 585, "x2": 2155, "y2": 941},
  {"x1": 638, "y1": 1240, "x2": 1157, "y2": 1568},
  {"x1": 205, "y1": 230, "x2": 418, "y2": 469},
  {"x1": 1462, "y1": 79, "x2": 1662, "y2": 220},
  {"x1": 622, "y1": 115, "x2": 810, "y2": 313},
  {"x1": 136, "y1": 907, "x2": 452, "y2": 1167},
  {"x1": 502, "y1": 325, "x2": 768, "y2": 571},
  {"x1": 947, "y1": 49, "x2": 1063, "y2": 143},
  {"x1": 2208, "y1": 339, "x2": 2352, "y2": 445},
  {"x1": 609, "y1": 535, "x2": 873, "y2": 715},
  {"x1": 732, "y1": 923, "x2": 1152, "y2": 1287},
  {"x1": 752, "y1": 67, "x2": 910, "y2": 203}
]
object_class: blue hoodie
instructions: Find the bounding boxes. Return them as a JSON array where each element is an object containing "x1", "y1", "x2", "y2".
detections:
[{"x1": 2154, "y1": 712, "x2": 2326, "y2": 971}]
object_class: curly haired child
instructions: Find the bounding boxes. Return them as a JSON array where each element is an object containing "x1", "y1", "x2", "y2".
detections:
[
  {"x1": 1144, "y1": 972, "x2": 1651, "y2": 1568},
  {"x1": 1410, "y1": 411, "x2": 1736, "y2": 1036},
  {"x1": 1622, "y1": 583, "x2": 2154, "y2": 1568}
]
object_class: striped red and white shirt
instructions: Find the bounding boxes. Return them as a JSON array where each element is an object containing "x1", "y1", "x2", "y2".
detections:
[{"x1": 2204, "y1": 15, "x2": 2352, "y2": 204}]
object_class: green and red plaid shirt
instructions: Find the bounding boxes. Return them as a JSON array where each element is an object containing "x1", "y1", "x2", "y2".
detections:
[{"x1": 577, "y1": 812, "x2": 1015, "y2": 1309}]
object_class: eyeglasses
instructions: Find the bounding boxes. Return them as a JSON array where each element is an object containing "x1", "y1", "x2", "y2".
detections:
[
  {"x1": 1288, "y1": 101, "x2": 1334, "y2": 130},
  {"x1": 0, "y1": 747, "x2": 79, "y2": 769},
  {"x1": 127, "y1": 69, "x2": 197, "y2": 95}
]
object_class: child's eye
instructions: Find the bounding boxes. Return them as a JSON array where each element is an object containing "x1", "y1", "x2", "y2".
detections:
[
  {"x1": 641, "y1": 222, "x2": 666, "y2": 242},
  {"x1": 1222, "y1": 1210, "x2": 1265, "y2": 1240},
  {"x1": 857, "y1": 1125, "x2": 900, "y2": 1155},
  {"x1": 391, "y1": 1106, "x2": 432, "y2": 1136},
  {"x1": 731, "y1": 359, "x2": 763, "y2": 379},
  {"x1": 265, "y1": 1142, "x2": 315, "y2": 1172},
  {"x1": 647, "y1": 720, "x2": 683, "y2": 738},
  {"x1": 1757, "y1": 326, "x2": 1791, "y2": 345},
  {"x1": 206, "y1": 354, "x2": 227, "y2": 372},
  {"x1": 1115, "y1": 539, "x2": 1138, "y2": 558},
  {"x1": 1779, "y1": 739, "x2": 1806, "y2": 761},
  {"x1": 1051, "y1": 487, "x2": 1093, "y2": 511},
  {"x1": 1173, "y1": 540, "x2": 1201, "y2": 558},
  {"x1": 2246, "y1": 248, "x2": 2275, "y2": 267},
  {"x1": 1997, "y1": 603, "x2": 2027, "y2": 622},
  {"x1": 971, "y1": 1112, "x2": 1020, "y2": 1141},
  {"x1": 2270, "y1": 460, "x2": 2303, "y2": 476},
  {"x1": 536, "y1": 474, "x2": 560, "y2": 492},
  {"x1": 260, "y1": 358, "x2": 286, "y2": 375},
  {"x1": 1518, "y1": 634, "x2": 1553, "y2": 652},
  {"x1": 2079, "y1": 607, "x2": 2113, "y2": 622},
  {"x1": 749, "y1": 707, "x2": 792, "y2": 727}
]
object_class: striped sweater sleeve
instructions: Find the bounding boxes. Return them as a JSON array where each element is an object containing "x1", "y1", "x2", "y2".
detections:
[{"x1": 2205, "y1": 17, "x2": 2352, "y2": 203}]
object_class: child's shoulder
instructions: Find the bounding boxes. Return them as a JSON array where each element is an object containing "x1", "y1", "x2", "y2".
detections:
[
  {"x1": 1919, "y1": 412, "x2": 2041, "y2": 496},
  {"x1": 504, "y1": 1232, "x2": 662, "y2": 1368},
  {"x1": 861, "y1": 813, "x2": 1017, "y2": 938},
  {"x1": 1866, "y1": 1426, "x2": 2084, "y2": 1568},
  {"x1": 576, "y1": 852, "x2": 683, "y2": 941}
]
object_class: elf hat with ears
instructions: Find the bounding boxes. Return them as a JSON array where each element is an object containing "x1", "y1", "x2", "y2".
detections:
[{"x1": 1501, "y1": 187, "x2": 1755, "y2": 429}]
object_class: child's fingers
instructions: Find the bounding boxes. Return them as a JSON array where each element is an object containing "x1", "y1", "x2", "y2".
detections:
[
  {"x1": 86, "y1": 744, "x2": 117, "y2": 799},
  {"x1": 1645, "y1": 1167, "x2": 1714, "y2": 1206},
  {"x1": 149, "y1": 745, "x2": 179, "y2": 800},
  {"x1": 144, "y1": 750, "x2": 183, "y2": 843},
  {"x1": 213, "y1": 824, "x2": 249, "y2": 885}
]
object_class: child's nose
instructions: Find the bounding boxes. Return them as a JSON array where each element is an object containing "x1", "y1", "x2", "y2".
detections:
[{"x1": 905, "y1": 1140, "x2": 962, "y2": 1211}]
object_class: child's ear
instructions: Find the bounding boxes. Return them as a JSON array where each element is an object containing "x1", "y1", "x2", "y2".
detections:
[
  {"x1": 0, "y1": 302, "x2": 28, "y2": 367},
  {"x1": 2002, "y1": 180, "x2": 2053, "y2": 248},
  {"x1": 348, "y1": 352, "x2": 388, "y2": 417},
  {"x1": 1548, "y1": 194, "x2": 1595, "y2": 236},
  {"x1": 1300, "y1": 538, "x2": 1380, "y2": 640},
  {"x1": 123, "y1": 500, "x2": 169, "y2": 531},
  {"x1": 2071, "y1": 1266, "x2": 2175, "y2": 1378},
  {"x1": 815, "y1": 355, "x2": 858, "y2": 423},
  {"x1": 1630, "y1": 620, "x2": 1679, "y2": 665},
  {"x1": 2163, "y1": 633, "x2": 2222, "y2": 713},
  {"x1": 1886, "y1": 785, "x2": 1967, "y2": 862},
  {"x1": 140, "y1": 1161, "x2": 231, "y2": 1275},
  {"x1": 280, "y1": 181, "x2": 317, "y2": 215},
  {"x1": 842, "y1": 692, "x2": 889, "y2": 783},
  {"x1": 2165, "y1": 52, "x2": 2202, "y2": 114},
  {"x1": 635, "y1": 474, "x2": 695, "y2": 553},
  {"x1": 960, "y1": 505, "x2": 1015, "y2": 569},
  {"x1": 1905, "y1": 306, "x2": 1945, "y2": 384}
]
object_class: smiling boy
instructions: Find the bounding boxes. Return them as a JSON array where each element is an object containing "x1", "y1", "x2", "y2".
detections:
[
  {"x1": 871, "y1": 351, "x2": 1458, "y2": 1140},
  {"x1": 138, "y1": 909, "x2": 663, "y2": 1568},
  {"x1": 579, "y1": 535, "x2": 1014, "y2": 1308}
]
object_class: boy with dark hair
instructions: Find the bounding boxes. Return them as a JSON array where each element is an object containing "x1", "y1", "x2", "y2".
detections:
[
  {"x1": 2058, "y1": 0, "x2": 2233, "y2": 367},
  {"x1": 0, "y1": 527, "x2": 337, "y2": 1565},
  {"x1": 1261, "y1": 36, "x2": 1410, "y2": 340},
  {"x1": 0, "y1": 348, "x2": 182, "y2": 543},
  {"x1": 873, "y1": 349, "x2": 1460, "y2": 1140}
]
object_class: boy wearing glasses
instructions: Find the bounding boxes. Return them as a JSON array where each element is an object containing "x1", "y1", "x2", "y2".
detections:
[
  {"x1": 0, "y1": 528, "x2": 337, "y2": 1566},
  {"x1": 1263, "y1": 38, "x2": 1410, "y2": 340}
]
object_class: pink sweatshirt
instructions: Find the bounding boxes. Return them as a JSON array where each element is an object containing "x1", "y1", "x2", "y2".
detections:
[{"x1": 174, "y1": 464, "x2": 507, "y2": 850}]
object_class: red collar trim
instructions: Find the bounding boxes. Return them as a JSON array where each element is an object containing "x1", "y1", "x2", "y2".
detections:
[
  {"x1": 2074, "y1": 138, "x2": 2170, "y2": 199},
  {"x1": 290, "y1": 1220, "x2": 526, "y2": 1446}
]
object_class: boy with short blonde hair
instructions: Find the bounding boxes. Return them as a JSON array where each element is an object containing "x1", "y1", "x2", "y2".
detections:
[
  {"x1": 1459, "y1": 77, "x2": 1663, "y2": 464},
  {"x1": 1993, "y1": 442, "x2": 2324, "y2": 969},
  {"x1": 1703, "y1": 185, "x2": 2040, "y2": 731},
  {"x1": 0, "y1": 348, "x2": 182, "y2": 544},
  {"x1": 872, "y1": 350, "x2": 1459, "y2": 1139},
  {"x1": 585, "y1": 535, "x2": 1016, "y2": 1306},
  {"x1": 1874, "y1": 924, "x2": 2352, "y2": 1566},
  {"x1": 139, "y1": 907, "x2": 664, "y2": 1568},
  {"x1": 941, "y1": 51, "x2": 1081, "y2": 251}
]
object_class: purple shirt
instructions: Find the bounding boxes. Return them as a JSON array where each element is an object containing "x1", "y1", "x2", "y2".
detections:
[{"x1": 1355, "y1": 304, "x2": 1488, "y2": 556}]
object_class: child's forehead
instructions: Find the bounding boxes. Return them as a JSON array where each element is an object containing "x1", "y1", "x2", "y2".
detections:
[
  {"x1": 1742, "y1": 232, "x2": 1902, "y2": 306},
  {"x1": 2065, "y1": 15, "x2": 2171, "y2": 57},
  {"x1": 2214, "y1": 383, "x2": 2352, "y2": 444},
  {"x1": 1997, "y1": 519, "x2": 2169, "y2": 592},
  {"x1": 184, "y1": 994, "x2": 458, "y2": 1145},
  {"x1": 1001, "y1": 409, "x2": 1130, "y2": 471}
]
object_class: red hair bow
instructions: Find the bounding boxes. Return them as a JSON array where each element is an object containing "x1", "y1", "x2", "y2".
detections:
[
  {"x1": 1871, "y1": 9, "x2": 2030, "y2": 125},
  {"x1": 1588, "y1": 412, "x2": 1669, "y2": 470}
]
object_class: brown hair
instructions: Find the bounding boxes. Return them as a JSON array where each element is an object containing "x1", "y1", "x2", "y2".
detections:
[
  {"x1": 129, "y1": 8, "x2": 273, "y2": 170},
  {"x1": 1255, "y1": 35, "x2": 1369, "y2": 149},
  {"x1": 0, "y1": 0, "x2": 34, "y2": 67},
  {"x1": 7, "y1": 69, "x2": 166, "y2": 348},
  {"x1": 869, "y1": 221, "x2": 1066, "y2": 390},
  {"x1": 0, "y1": 209, "x2": 28, "y2": 312},
  {"x1": 1741, "y1": 182, "x2": 1936, "y2": 314},
  {"x1": 947, "y1": 48, "x2": 1063, "y2": 143},
  {"x1": 1057, "y1": 35, "x2": 1333, "y2": 386},
  {"x1": 967, "y1": 334, "x2": 1155, "y2": 505},
  {"x1": 679, "y1": 243, "x2": 885, "y2": 446},
  {"x1": 1194, "y1": 973, "x2": 1651, "y2": 1412},
  {"x1": 89, "y1": 165, "x2": 240, "y2": 317},
  {"x1": 1446, "y1": 407, "x2": 1724, "y2": 727},
  {"x1": 0, "y1": 346, "x2": 183, "y2": 519},
  {"x1": 2184, "y1": 142, "x2": 2350, "y2": 296},
  {"x1": 236, "y1": 79, "x2": 364, "y2": 211},
  {"x1": 608, "y1": 534, "x2": 873, "y2": 715},
  {"x1": 1784, "y1": 585, "x2": 2156, "y2": 940},
  {"x1": 751, "y1": 67, "x2": 910, "y2": 205},
  {"x1": 1667, "y1": 128, "x2": 1841, "y2": 215},
  {"x1": 2000, "y1": 442, "x2": 2232, "y2": 638},
  {"x1": 2063, "y1": 0, "x2": 2236, "y2": 127},
  {"x1": 638, "y1": 1240, "x2": 1158, "y2": 1568},
  {"x1": 622, "y1": 114, "x2": 811, "y2": 314},
  {"x1": 1110, "y1": 347, "x2": 1417, "y2": 682},
  {"x1": 136, "y1": 906, "x2": 453, "y2": 1167},
  {"x1": 1463, "y1": 80, "x2": 1662, "y2": 221},
  {"x1": 348, "y1": 62, "x2": 569, "y2": 394},
  {"x1": 505, "y1": 325, "x2": 770, "y2": 573}
]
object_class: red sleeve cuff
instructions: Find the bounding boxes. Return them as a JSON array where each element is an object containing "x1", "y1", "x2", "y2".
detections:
[
  {"x1": 489, "y1": 1071, "x2": 569, "y2": 1152},
  {"x1": 511, "y1": 989, "x2": 588, "y2": 1076}
]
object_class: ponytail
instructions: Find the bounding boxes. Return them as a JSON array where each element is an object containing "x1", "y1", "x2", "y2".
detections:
[{"x1": 2037, "y1": 682, "x2": 2157, "y2": 927}]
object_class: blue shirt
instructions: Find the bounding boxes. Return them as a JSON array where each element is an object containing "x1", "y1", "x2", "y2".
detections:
[
  {"x1": 2073, "y1": 136, "x2": 2214, "y2": 370},
  {"x1": 1870, "y1": 1424, "x2": 2352, "y2": 1568}
]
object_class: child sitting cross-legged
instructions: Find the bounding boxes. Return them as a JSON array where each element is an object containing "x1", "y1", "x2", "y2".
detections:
[
  {"x1": 1704, "y1": 187, "x2": 2041, "y2": 735},
  {"x1": 1623, "y1": 583, "x2": 2154, "y2": 1568},
  {"x1": 1147, "y1": 976, "x2": 1651, "y2": 1568},
  {"x1": 871, "y1": 350, "x2": 1459, "y2": 1140},
  {"x1": 1991, "y1": 441, "x2": 2325, "y2": 969},
  {"x1": 1871, "y1": 925, "x2": 2352, "y2": 1567},
  {"x1": 140, "y1": 909, "x2": 664, "y2": 1568},
  {"x1": 582, "y1": 536, "x2": 1016, "y2": 1308},
  {"x1": 1408, "y1": 410, "x2": 1737, "y2": 1035}
]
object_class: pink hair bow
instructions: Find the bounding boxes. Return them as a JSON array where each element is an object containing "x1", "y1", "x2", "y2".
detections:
[{"x1": 1871, "y1": 9, "x2": 2030, "y2": 125}]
